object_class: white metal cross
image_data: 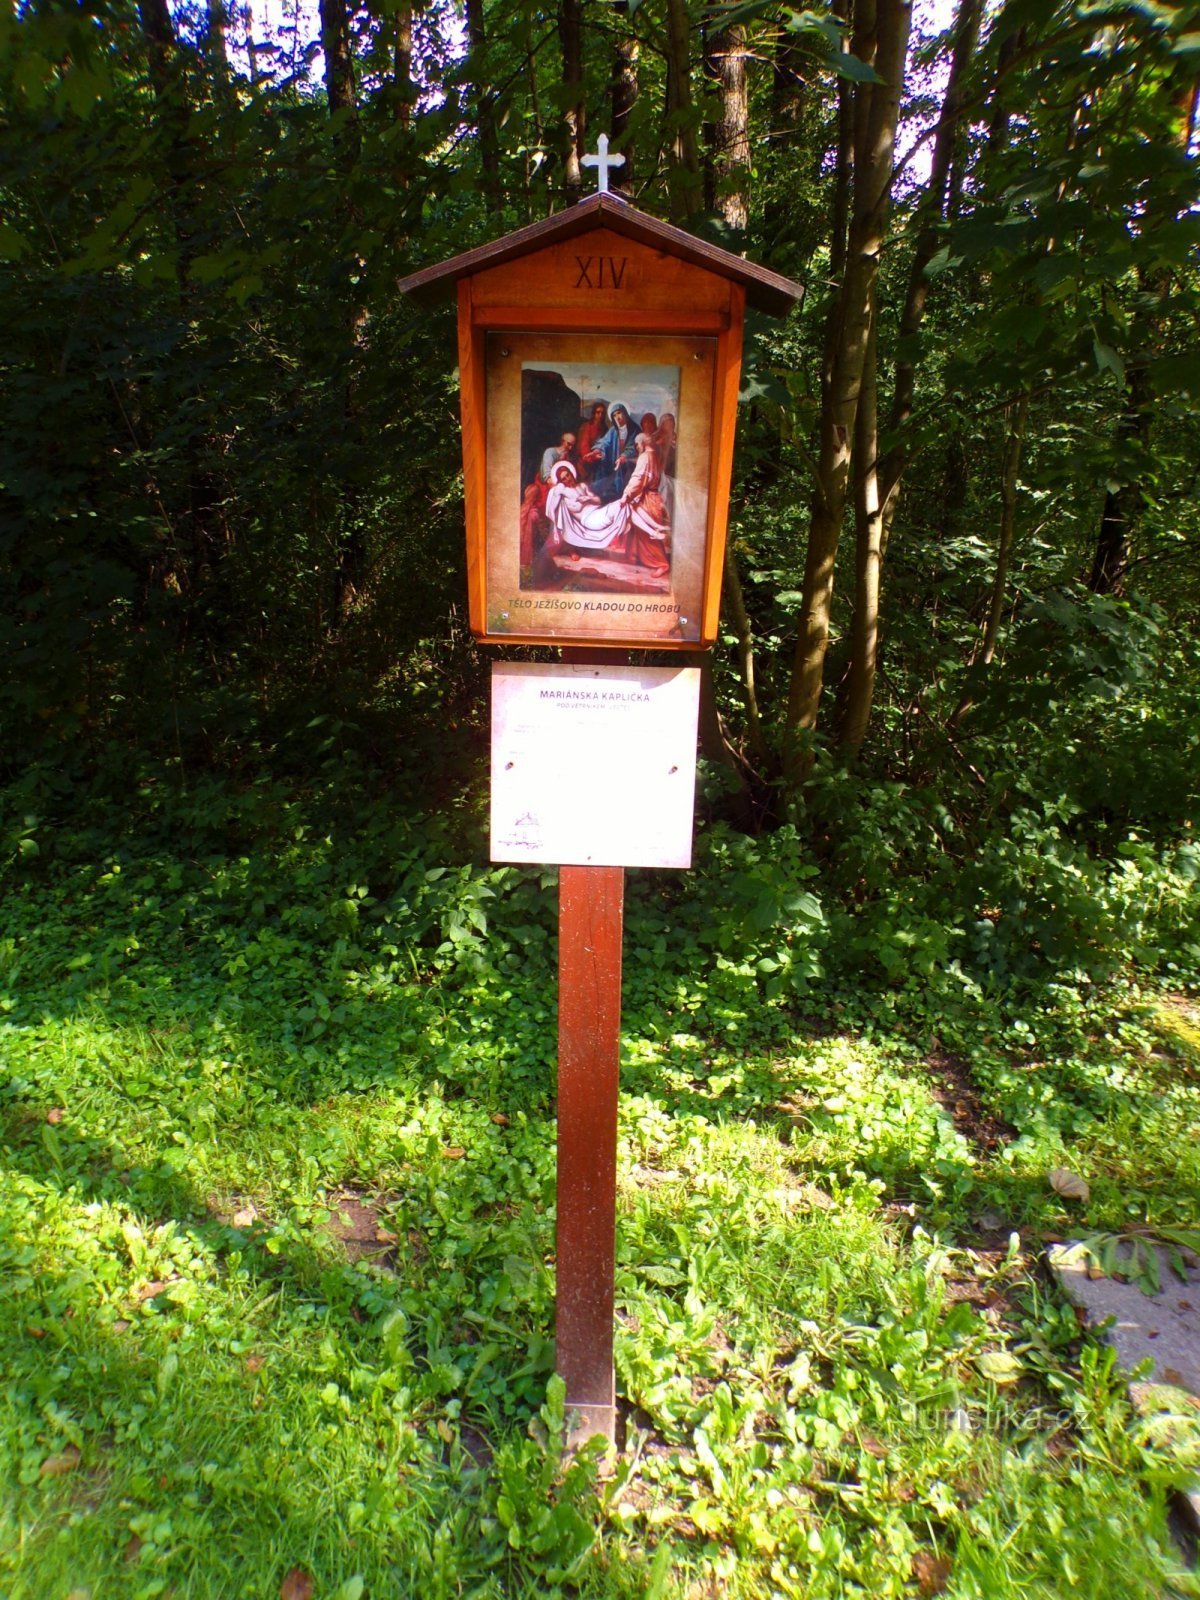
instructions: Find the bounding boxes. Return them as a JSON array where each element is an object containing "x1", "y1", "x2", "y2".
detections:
[{"x1": 581, "y1": 133, "x2": 625, "y2": 195}]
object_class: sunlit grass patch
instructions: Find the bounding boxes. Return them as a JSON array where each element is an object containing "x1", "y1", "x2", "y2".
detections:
[{"x1": 3, "y1": 799, "x2": 1199, "y2": 1597}]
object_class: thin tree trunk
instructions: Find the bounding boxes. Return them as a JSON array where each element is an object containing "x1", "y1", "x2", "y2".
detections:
[
  {"x1": 319, "y1": 0, "x2": 366, "y2": 623},
  {"x1": 559, "y1": 0, "x2": 585, "y2": 201},
  {"x1": 1087, "y1": 83, "x2": 1194, "y2": 596},
  {"x1": 1089, "y1": 363, "x2": 1149, "y2": 596},
  {"x1": 687, "y1": 653, "x2": 754, "y2": 817},
  {"x1": 703, "y1": 23, "x2": 750, "y2": 230},
  {"x1": 817, "y1": 0, "x2": 855, "y2": 433},
  {"x1": 205, "y1": 0, "x2": 233, "y2": 94},
  {"x1": 609, "y1": 0, "x2": 638, "y2": 195},
  {"x1": 838, "y1": 0, "x2": 980, "y2": 754},
  {"x1": 319, "y1": 0, "x2": 357, "y2": 118},
  {"x1": 879, "y1": 0, "x2": 981, "y2": 535},
  {"x1": 393, "y1": 2, "x2": 414, "y2": 130},
  {"x1": 664, "y1": 0, "x2": 702, "y2": 220},
  {"x1": 465, "y1": 0, "x2": 503, "y2": 218},
  {"x1": 764, "y1": 30, "x2": 807, "y2": 243},
  {"x1": 525, "y1": 45, "x2": 544, "y2": 220},
  {"x1": 785, "y1": 0, "x2": 911, "y2": 778},
  {"x1": 984, "y1": 21, "x2": 1025, "y2": 157},
  {"x1": 951, "y1": 394, "x2": 1028, "y2": 725},
  {"x1": 138, "y1": 0, "x2": 177, "y2": 96},
  {"x1": 838, "y1": 309, "x2": 881, "y2": 757},
  {"x1": 137, "y1": 0, "x2": 223, "y2": 599},
  {"x1": 827, "y1": 0, "x2": 855, "y2": 290},
  {"x1": 724, "y1": 544, "x2": 765, "y2": 761},
  {"x1": 243, "y1": 1, "x2": 262, "y2": 88},
  {"x1": 978, "y1": 398, "x2": 1027, "y2": 666}
]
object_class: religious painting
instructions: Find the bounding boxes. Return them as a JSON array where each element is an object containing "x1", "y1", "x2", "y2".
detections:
[
  {"x1": 484, "y1": 332, "x2": 715, "y2": 646},
  {"x1": 518, "y1": 359, "x2": 679, "y2": 595}
]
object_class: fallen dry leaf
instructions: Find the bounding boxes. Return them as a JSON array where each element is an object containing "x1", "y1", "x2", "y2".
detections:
[
  {"x1": 491, "y1": 1113, "x2": 510, "y2": 1127},
  {"x1": 441, "y1": 1147, "x2": 465, "y2": 1160},
  {"x1": 977, "y1": 1349, "x2": 1022, "y2": 1385},
  {"x1": 46, "y1": 1107, "x2": 65, "y2": 1124},
  {"x1": 136, "y1": 1281, "x2": 168, "y2": 1302},
  {"x1": 39, "y1": 1446, "x2": 81, "y2": 1478},
  {"x1": 1048, "y1": 1167, "x2": 1090, "y2": 1201},
  {"x1": 374, "y1": 1227, "x2": 397, "y2": 1245},
  {"x1": 912, "y1": 1549, "x2": 952, "y2": 1596},
  {"x1": 232, "y1": 1207, "x2": 257, "y2": 1229},
  {"x1": 280, "y1": 1566, "x2": 315, "y2": 1600},
  {"x1": 124, "y1": 1534, "x2": 144, "y2": 1563},
  {"x1": 245, "y1": 1353, "x2": 265, "y2": 1373}
]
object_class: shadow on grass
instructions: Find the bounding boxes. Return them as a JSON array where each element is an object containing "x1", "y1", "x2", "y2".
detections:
[{"x1": 0, "y1": 1119, "x2": 669, "y2": 1599}]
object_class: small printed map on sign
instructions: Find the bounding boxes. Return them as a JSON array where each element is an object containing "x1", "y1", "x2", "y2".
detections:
[{"x1": 490, "y1": 662, "x2": 701, "y2": 869}]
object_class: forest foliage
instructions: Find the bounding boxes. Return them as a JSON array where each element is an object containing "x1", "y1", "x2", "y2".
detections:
[
  {"x1": 2, "y1": 0, "x2": 1199, "y2": 1003},
  {"x1": 1, "y1": 0, "x2": 1196, "y2": 787}
]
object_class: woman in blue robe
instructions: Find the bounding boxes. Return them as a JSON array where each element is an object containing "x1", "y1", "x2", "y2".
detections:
[{"x1": 585, "y1": 404, "x2": 638, "y2": 502}]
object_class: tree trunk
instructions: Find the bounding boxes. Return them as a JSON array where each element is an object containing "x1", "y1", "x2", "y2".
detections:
[
  {"x1": 204, "y1": 0, "x2": 233, "y2": 95},
  {"x1": 686, "y1": 653, "x2": 754, "y2": 821},
  {"x1": 319, "y1": 0, "x2": 357, "y2": 119},
  {"x1": 664, "y1": 0, "x2": 702, "y2": 220},
  {"x1": 827, "y1": 0, "x2": 855, "y2": 290},
  {"x1": 879, "y1": 0, "x2": 981, "y2": 533},
  {"x1": 1089, "y1": 363, "x2": 1150, "y2": 596},
  {"x1": 1087, "y1": 85, "x2": 1194, "y2": 596},
  {"x1": 724, "y1": 544, "x2": 765, "y2": 761},
  {"x1": 243, "y1": 1, "x2": 263, "y2": 89},
  {"x1": 763, "y1": 30, "x2": 808, "y2": 244},
  {"x1": 951, "y1": 394, "x2": 1028, "y2": 725},
  {"x1": 838, "y1": 310, "x2": 881, "y2": 757},
  {"x1": 137, "y1": 0, "x2": 223, "y2": 600},
  {"x1": 609, "y1": 0, "x2": 638, "y2": 195},
  {"x1": 703, "y1": 23, "x2": 750, "y2": 231},
  {"x1": 465, "y1": 0, "x2": 503, "y2": 218},
  {"x1": 320, "y1": 0, "x2": 366, "y2": 623},
  {"x1": 393, "y1": 2, "x2": 414, "y2": 131},
  {"x1": 138, "y1": 0, "x2": 177, "y2": 97},
  {"x1": 785, "y1": 0, "x2": 911, "y2": 778},
  {"x1": 978, "y1": 396, "x2": 1028, "y2": 666},
  {"x1": 559, "y1": 0, "x2": 585, "y2": 202},
  {"x1": 522, "y1": 22, "x2": 546, "y2": 220},
  {"x1": 984, "y1": 21, "x2": 1026, "y2": 158},
  {"x1": 837, "y1": 0, "x2": 980, "y2": 756}
]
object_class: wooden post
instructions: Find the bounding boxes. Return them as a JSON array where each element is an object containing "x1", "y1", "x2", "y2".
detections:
[
  {"x1": 556, "y1": 862, "x2": 623, "y2": 1447},
  {"x1": 553, "y1": 646, "x2": 626, "y2": 1448}
]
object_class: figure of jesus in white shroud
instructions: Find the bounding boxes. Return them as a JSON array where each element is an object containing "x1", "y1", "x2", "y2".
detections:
[{"x1": 543, "y1": 440, "x2": 670, "y2": 575}]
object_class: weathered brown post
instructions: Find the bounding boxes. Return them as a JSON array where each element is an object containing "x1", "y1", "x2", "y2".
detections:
[{"x1": 399, "y1": 168, "x2": 802, "y2": 1446}]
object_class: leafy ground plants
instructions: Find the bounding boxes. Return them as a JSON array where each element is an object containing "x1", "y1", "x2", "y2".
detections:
[{"x1": 2, "y1": 771, "x2": 1199, "y2": 1598}]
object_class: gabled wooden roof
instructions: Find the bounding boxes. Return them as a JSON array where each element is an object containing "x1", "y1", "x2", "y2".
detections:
[{"x1": 397, "y1": 191, "x2": 804, "y2": 319}]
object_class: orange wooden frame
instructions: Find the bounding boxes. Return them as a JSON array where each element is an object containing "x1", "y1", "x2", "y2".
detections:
[{"x1": 457, "y1": 267, "x2": 746, "y2": 653}]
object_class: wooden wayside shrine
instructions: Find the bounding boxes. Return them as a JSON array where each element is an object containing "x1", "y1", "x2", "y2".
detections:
[{"x1": 400, "y1": 181, "x2": 803, "y2": 1448}]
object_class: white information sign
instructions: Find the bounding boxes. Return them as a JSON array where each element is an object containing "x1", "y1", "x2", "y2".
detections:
[{"x1": 490, "y1": 662, "x2": 701, "y2": 869}]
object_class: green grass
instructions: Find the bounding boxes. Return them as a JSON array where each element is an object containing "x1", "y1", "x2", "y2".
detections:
[{"x1": 2, "y1": 782, "x2": 1199, "y2": 1598}]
